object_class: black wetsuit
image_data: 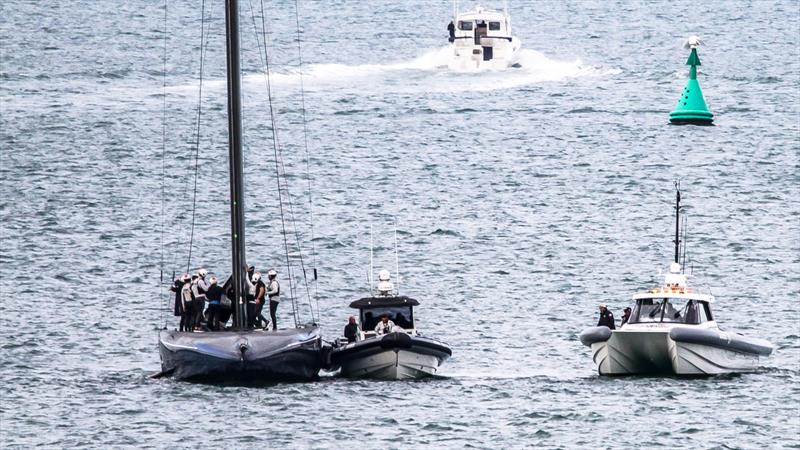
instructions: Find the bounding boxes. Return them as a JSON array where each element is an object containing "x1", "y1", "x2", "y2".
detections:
[
  {"x1": 448, "y1": 22, "x2": 455, "y2": 42},
  {"x1": 205, "y1": 284, "x2": 224, "y2": 330},
  {"x1": 170, "y1": 279, "x2": 184, "y2": 318},
  {"x1": 344, "y1": 323, "x2": 359, "y2": 343},
  {"x1": 598, "y1": 310, "x2": 616, "y2": 329}
]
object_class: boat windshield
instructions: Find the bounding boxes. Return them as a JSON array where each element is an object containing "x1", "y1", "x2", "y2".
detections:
[
  {"x1": 458, "y1": 20, "x2": 473, "y2": 31},
  {"x1": 360, "y1": 306, "x2": 414, "y2": 331},
  {"x1": 629, "y1": 298, "x2": 711, "y2": 324}
]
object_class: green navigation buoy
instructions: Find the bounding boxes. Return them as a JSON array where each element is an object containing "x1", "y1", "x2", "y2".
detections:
[{"x1": 669, "y1": 36, "x2": 714, "y2": 125}]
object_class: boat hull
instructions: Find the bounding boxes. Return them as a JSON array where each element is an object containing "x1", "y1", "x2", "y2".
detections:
[
  {"x1": 448, "y1": 38, "x2": 521, "y2": 70},
  {"x1": 158, "y1": 326, "x2": 323, "y2": 383},
  {"x1": 330, "y1": 332, "x2": 451, "y2": 380},
  {"x1": 580, "y1": 326, "x2": 771, "y2": 376}
]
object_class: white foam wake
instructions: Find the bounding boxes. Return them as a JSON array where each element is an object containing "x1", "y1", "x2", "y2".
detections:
[{"x1": 244, "y1": 46, "x2": 619, "y2": 94}]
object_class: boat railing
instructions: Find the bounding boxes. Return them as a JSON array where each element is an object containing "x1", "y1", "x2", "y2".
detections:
[{"x1": 452, "y1": 35, "x2": 513, "y2": 43}]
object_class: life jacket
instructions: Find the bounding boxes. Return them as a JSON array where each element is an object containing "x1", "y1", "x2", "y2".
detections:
[
  {"x1": 254, "y1": 280, "x2": 266, "y2": 301},
  {"x1": 268, "y1": 279, "x2": 280, "y2": 298}
]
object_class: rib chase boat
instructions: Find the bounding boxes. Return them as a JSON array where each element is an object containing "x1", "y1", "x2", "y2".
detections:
[
  {"x1": 329, "y1": 271, "x2": 452, "y2": 380},
  {"x1": 579, "y1": 186, "x2": 773, "y2": 376}
]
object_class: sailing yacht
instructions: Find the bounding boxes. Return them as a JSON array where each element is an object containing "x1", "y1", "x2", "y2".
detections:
[
  {"x1": 156, "y1": 0, "x2": 323, "y2": 383},
  {"x1": 579, "y1": 186, "x2": 773, "y2": 376}
]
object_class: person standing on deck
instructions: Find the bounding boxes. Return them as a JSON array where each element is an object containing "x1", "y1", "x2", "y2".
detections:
[
  {"x1": 205, "y1": 276, "x2": 223, "y2": 330},
  {"x1": 171, "y1": 274, "x2": 187, "y2": 325},
  {"x1": 344, "y1": 316, "x2": 359, "y2": 343},
  {"x1": 247, "y1": 272, "x2": 267, "y2": 329},
  {"x1": 597, "y1": 304, "x2": 616, "y2": 330},
  {"x1": 447, "y1": 21, "x2": 456, "y2": 43},
  {"x1": 266, "y1": 269, "x2": 280, "y2": 331},
  {"x1": 179, "y1": 274, "x2": 193, "y2": 332}
]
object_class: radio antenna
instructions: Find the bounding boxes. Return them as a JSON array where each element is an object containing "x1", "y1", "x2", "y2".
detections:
[{"x1": 394, "y1": 225, "x2": 400, "y2": 295}]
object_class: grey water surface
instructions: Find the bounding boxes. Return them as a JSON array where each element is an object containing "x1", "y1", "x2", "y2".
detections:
[{"x1": 1, "y1": 0, "x2": 799, "y2": 448}]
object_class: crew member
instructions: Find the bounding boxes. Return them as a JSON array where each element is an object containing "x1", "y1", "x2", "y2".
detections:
[
  {"x1": 191, "y1": 270, "x2": 208, "y2": 331},
  {"x1": 170, "y1": 274, "x2": 187, "y2": 322},
  {"x1": 597, "y1": 304, "x2": 616, "y2": 329},
  {"x1": 248, "y1": 272, "x2": 267, "y2": 329},
  {"x1": 205, "y1": 276, "x2": 223, "y2": 330},
  {"x1": 620, "y1": 307, "x2": 632, "y2": 327},
  {"x1": 267, "y1": 269, "x2": 280, "y2": 331},
  {"x1": 179, "y1": 274, "x2": 193, "y2": 332},
  {"x1": 447, "y1": 20, "x2": 456, "y2": 43},
  {"x1": 344, "y1": 316, "x2": 359, "y2": 343},
  {"x1": 374, "y1": 314, "x2": 395, "y2": 335}
]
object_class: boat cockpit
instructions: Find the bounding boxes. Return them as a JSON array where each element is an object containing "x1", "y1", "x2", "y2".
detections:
[
  {"x1": 347, "y1": 296, "x2": 420, "y2": 341},
  {"x1": 628, "y1": 296, "x2": 714, "y2": 325}
]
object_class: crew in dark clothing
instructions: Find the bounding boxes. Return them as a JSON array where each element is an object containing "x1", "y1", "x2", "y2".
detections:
[
  {"x1": 205, "y1": 276, "x2": 224, "y2": 331},
  {"x1": 344, "y1": 316, "x2": 359, "y2": 343},
  {"x1": 173, "y1": 273, "x2": 190, "y2": 331},
  {"x1": 219, "y1": 276, "x2": 235, "y2": 325},
  {"x1": 266, "y1": 269, "x2": 280, "y2": 331},
  {"x1": 447, "y1": 21, "x2": 456, "y2": 43},
  {"x1": 597, "y1": 303, "x2": 616, "y2": 329},
  {"x1": 251, "y1": 273, "x2": 268, "y2": 329},
  {"x1": 620, "y1": 307, "x2": 632, "y2": 327},
  {"x1": 170, "y1": 274, "x2": 187, "y2": 320}
]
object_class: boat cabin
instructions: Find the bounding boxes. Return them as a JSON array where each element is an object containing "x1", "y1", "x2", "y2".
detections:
[
  {"x1": 348, "y1": 296, "x2": 420, "y2": 339},
  {"x1": 628, "y1": 290, "x2": 715, "y2": 326},
  {"x1": 452, "y1": 7, "x2": 513, "y2": 62}
]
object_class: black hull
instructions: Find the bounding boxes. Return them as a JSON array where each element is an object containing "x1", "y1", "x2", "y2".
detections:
[
  {"x1": 329, "y1": 332, "x2": 452, "y2": 369},
  {"x1": 158, "y1": 326, "x2": 323, "y2": 383}
]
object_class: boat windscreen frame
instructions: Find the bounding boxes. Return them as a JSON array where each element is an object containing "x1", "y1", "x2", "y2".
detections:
[
  {"x1": 628, "y1": 297, "x2": 713, "y2": 325},
  {"x1": 359, "y1": 305, "x2": 415, "y2": 331}
]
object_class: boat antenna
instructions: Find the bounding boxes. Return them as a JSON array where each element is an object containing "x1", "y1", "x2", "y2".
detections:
[
  {"x1": 681, "y1": 215, "x2": 688, "y2": 273},
  {"x1": 394, "y1": 225, "x2": 400, "y2": 295},
  {"x1": 369, "y1": 224, "x2": 374, "y2": 295},
  {"x1": 225, "y1": 0, "x2": 248, "y2": 330},
  {"x1": 673, "y1": 180, "x2": 681, "y2": 264},
  {"x1": 453, "y1": 0, "x2": 459, "y2": 21}
]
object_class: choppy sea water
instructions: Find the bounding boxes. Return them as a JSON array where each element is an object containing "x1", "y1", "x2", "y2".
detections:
[{"x1": 1, "y1": 0, "x2": 799, "y2": 448}]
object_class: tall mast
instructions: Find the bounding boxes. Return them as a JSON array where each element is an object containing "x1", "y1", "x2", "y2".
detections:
[
  {"x1": 225, "y1": 0, "x2": 247, "y2": 329},
  {"x1": 673, "y1": 181, "x2": 681, "y2": 264}
]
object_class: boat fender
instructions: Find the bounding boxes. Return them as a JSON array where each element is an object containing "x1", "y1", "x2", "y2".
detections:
[
  {"x1": 669, "y1": 327, "x2": 773, "y2": 356},
  {"x1": 579, "y1": 326, "x2": 612, "y2": 347},
  {"x1": 380, "y1": 332, "x2": 413, "y2": 349}
]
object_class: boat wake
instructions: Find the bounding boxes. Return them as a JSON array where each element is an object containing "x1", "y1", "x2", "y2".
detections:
[{"x1": 244, "y1": 47, "x2": 619, "y2": 94}]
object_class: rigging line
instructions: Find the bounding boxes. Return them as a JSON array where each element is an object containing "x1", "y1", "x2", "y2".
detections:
[
  {"x1": 293, "y1": 0, "x2": 320, "y2": 319},
  {"x1": 185, "y1": 0, "x2": 209, "y2": 274},
  {"x1": 250, "y1": 0, "x2": 299, "y2": 327},
  {"x1": 159, "y1": 0, "x2": 169, "y2": 331},
  {"x1": 254, "y1": 1, "x2": 316, "y2": 324}
]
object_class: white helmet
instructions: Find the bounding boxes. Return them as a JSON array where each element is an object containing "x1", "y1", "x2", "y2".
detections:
[
  {"x1": 209, "y1": 276, "x2": 218, "y2": 285},
  {"x1": 180, "y1": 273, "x2": 190, "y2": 282},
  {"x1": 267, "y1": 269, "x2": 277, "y2": 277},
  {"x1": 253, "y1": 272, "x2": 262, "y2": 282},
  {"x1": 198, "y1": 268, "x2": 208, "y2": 277},
  {"x1": 378, "y1": 269, "x2": 391, "y2": 281}
]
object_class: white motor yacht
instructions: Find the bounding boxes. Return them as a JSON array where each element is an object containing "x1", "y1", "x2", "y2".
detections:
[
  {"x1": 579, "y1": 186, "x2": 773, "y2": 376},
  {"x1": 328, "y1": 271, "x2": 451, "y2": 380},
  {"x1": 448, "y1": 5, "x2": 521, "y2": 70}
]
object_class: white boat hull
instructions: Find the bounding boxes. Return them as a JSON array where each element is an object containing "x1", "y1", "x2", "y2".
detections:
[
  {"x1": 448, "y1": 39, "x2": 521, "y2": 70},
  {"x1": 590, "y1": 329, "x2": 764, "y2": 376},
  {"x1": 339, "y1": 348, "x2": 441, "y2": 380}
]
